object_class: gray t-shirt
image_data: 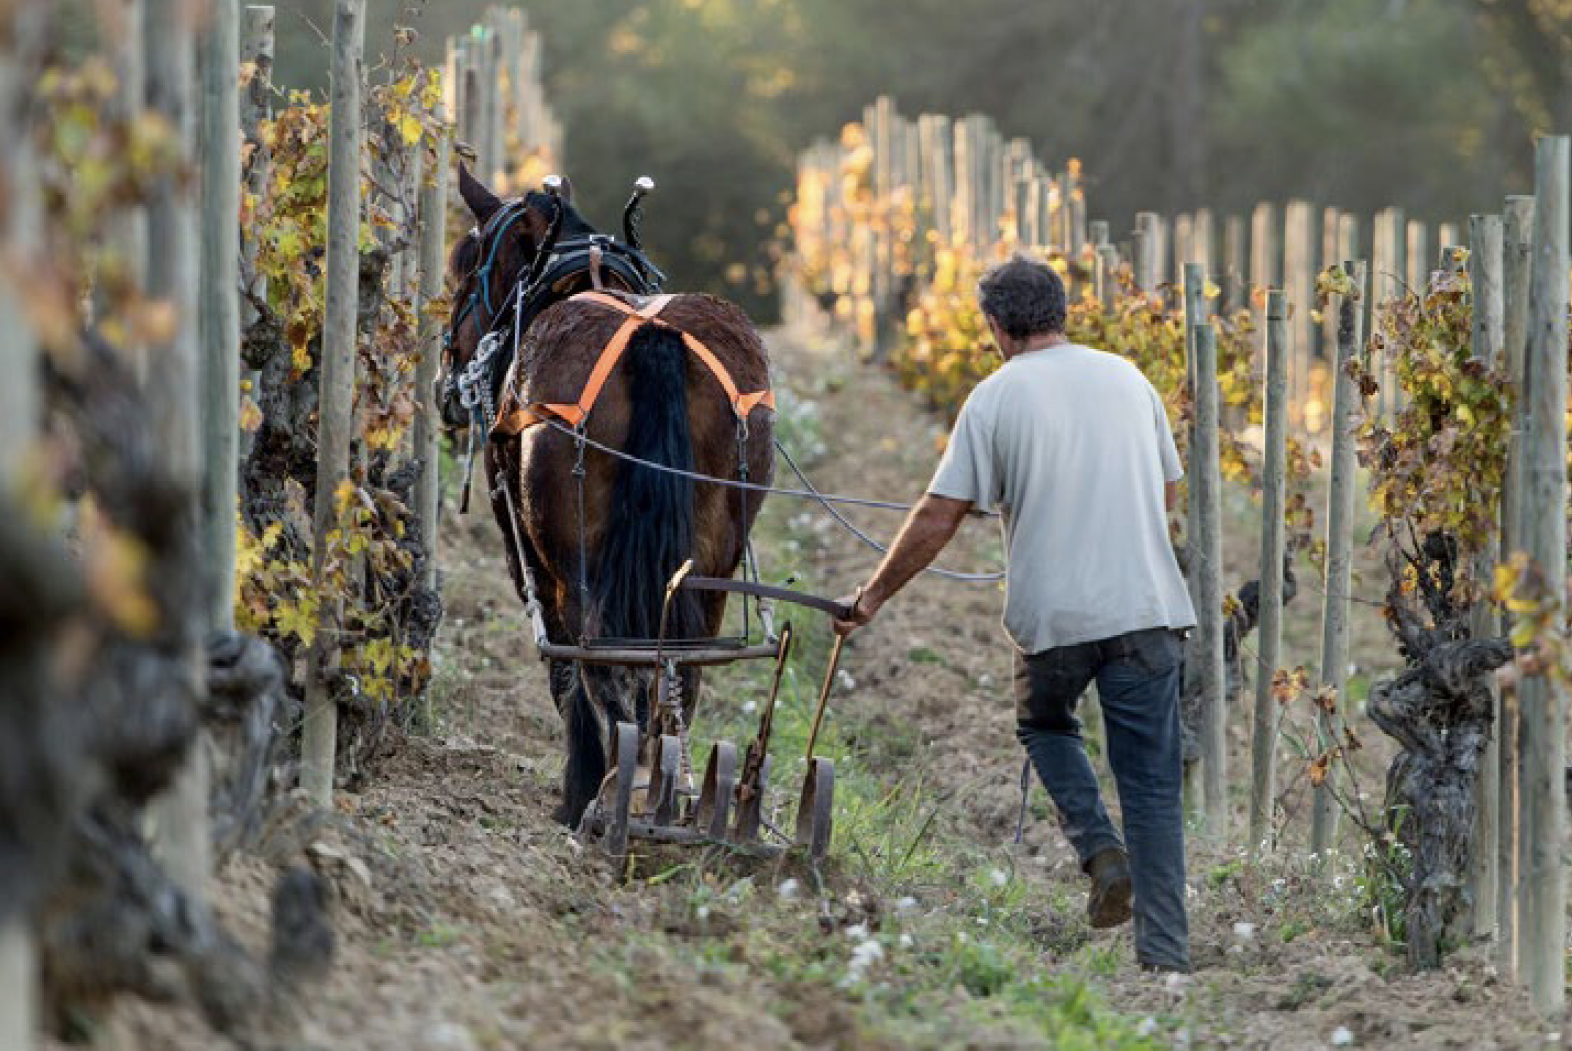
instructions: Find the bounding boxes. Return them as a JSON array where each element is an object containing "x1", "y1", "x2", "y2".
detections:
[{"x1": 928, "y1": 342, "x2": 1197, "y2": 654}]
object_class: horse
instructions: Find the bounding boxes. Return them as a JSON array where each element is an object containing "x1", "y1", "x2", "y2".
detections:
[{"x1": 441, "y1": 165, "x2": 775, "y2": 826}]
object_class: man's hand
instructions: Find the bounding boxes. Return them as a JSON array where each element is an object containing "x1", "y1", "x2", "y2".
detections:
[
  {"x1": 832, "y1": 588, "x2": 876, "y2": 637},
  {"x1": 829, "y1": 494, "x2": 970, "y2": 638}
]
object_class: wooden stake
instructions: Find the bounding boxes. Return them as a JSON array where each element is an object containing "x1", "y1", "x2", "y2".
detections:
[
  {"x1": 1518, "y1": 135, "x2": 1567, "y2": 1015},
  {"x1": 1498, "y1": 193, "x2": 1534, "y2": 975},
  {"x1": 1193, "y1": 320, "x2": 1228, "y2": 835},
  {"x1": 1181, "y1": 263, "x2": 1209, "y2": 820},
  {"x1": 1406, "y1": 220, "x2": 1429, "y2": 294},
  {"x1": 199, "y1": 0, "x2": 241, "y2": 633},
  {"x1": 1223, "y1": 214, "x2": 1245, "y2": 313},
  {"x1": 1467, "y1": 213, "x2": 1504, "y2": 941},
  {"x1": 1309, "y1": 259, "x2": 1366, "y2": 860},
  {"x1": 1250, "y1": 202, "x2": 1277, "y2": 327},
  {"x1": 301, "y1": 0, "x2": 366, "y2": 806},
  {"x1": 0, "y1": 5, "x2": 48, "y2": 1039},
  {"x1": 1250, "y1": 289, "x2": 1289, "y2": 854},
  {"x1": 143, "y1": 0, "x2": 211, "y2": 900},
  {"x1": 413, "y1": 111, "x2": 450, "y2": 729},
  {"x1": 1282, "y1": 202, "x2": 1314, "y2": 431}
]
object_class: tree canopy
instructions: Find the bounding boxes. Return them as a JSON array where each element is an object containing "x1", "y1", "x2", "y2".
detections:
[{"x1": 62, "y1": 0, "x2": 1555, "y2": 318}]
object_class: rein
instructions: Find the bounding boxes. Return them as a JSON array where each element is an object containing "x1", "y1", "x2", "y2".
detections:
[{"x1": 529, "y1": 414, "x2": 1006, "y2": 584}]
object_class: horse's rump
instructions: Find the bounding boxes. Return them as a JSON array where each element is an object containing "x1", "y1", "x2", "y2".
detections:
[{"x1": 506, "y1": 293, "x2": 774, "y2": 643}]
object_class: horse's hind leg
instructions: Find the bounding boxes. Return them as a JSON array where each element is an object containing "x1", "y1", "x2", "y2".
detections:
[
  {"x1": 553, "y1": 662, "x2": 605, "y2": 826},
  {"x1": 555, "y1": 662, "x2": 643, "y2": 827}
]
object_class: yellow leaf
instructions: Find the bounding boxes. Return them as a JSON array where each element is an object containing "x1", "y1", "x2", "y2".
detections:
[
  {"x1": 239, "y1": 396, "x2": 263, "y2": 433},
  {"x1": 397, "y1": 112, "x2": 422, "y2": 146}
]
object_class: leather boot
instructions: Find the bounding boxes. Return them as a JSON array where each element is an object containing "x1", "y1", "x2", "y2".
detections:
[{"x1": 1085, "y1": 846, "x2": 1133, "y2": 929}]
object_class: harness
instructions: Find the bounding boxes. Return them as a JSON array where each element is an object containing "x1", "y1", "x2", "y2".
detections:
[
  {"x1": 450, "y1": 197, "x2": 666, "y2": 512},
  {"x1": 492, "y1": 291, "x2": 776, "y2": 436}
]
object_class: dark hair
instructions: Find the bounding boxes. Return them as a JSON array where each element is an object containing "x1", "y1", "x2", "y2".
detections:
[{"x1": 976, "y1": 254, "x2": 1067, "y2": 341}]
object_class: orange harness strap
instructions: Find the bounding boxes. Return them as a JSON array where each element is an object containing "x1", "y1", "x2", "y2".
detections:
[{"x1": 493, "y1": 291, "x2": 774, "y2": 435}]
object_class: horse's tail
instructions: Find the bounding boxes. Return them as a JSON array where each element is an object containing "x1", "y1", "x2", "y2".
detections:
[{"x1": 590, "y1": 322, "x2": 705, "y2": 642}]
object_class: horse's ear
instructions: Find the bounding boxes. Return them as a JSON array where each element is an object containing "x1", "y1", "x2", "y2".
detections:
[
  {"x1": 556, "y1": 176, "x2": 574, "y2": 204},
  {"x1": 458, "y1": 161, "x2": 502, "y2": 224}
]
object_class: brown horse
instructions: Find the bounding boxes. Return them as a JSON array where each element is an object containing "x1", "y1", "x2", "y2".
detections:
[{"x1": 442, "y1": 166, "x2": 774, "y2": 825}]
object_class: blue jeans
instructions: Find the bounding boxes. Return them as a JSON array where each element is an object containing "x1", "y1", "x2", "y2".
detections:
[{"x1": 1014, "y1": 627, "x2": 1190, "y2": 971}]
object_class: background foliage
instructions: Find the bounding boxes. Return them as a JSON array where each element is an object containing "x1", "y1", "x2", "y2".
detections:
[{"x1": 55, "y1": 0, "x2": 1572, "y2": 320}]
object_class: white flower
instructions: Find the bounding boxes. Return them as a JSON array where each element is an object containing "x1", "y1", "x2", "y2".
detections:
[
  {"x1": 1232, "y1": 921, "x2": 1256, "y2": 942},
  {"x1": 1330, "y1": 1026, "x2": 1354, "y2": 1047},
  {"x1": 898, "y1": 933, "x2": 913, "y2": 948},
  {"x1": 742, "y1": 700, "x2": 757, "y2": 715},
  {"x1": 1136, "y1": 1017, "x2": 1158, "y2": 1038},
  {"x1": 850, "y1": 939, "x2": 884, "y2": 968},
  {"x1": 696, "y1": 905, "x2": 710, "y2": 921},
  {"x1": 776, "y1": 878, "x2": 799, "y2": 900},
  {"x1": 843, "y1": 935, "x2": 884, "y2": 985},
  {"x1": 835, "y1": 669, "x2": 857, "y2": 691},
  {"x1": 846, "y1": 921, "x2": 870, "y2": 941},
  {"x1": 895, "y1": 895, "x2": 919, "y2": 913},
  {"x1": 989, "y1": 868, "x2": 1008, "y2": 887}
]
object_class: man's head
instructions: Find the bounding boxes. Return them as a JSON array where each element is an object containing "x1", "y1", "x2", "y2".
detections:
[{"x1": 976, "y1": 254, "x2": 1067, "y2": 357}]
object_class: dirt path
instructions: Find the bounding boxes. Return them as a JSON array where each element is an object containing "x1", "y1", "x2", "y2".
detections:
[{"x1": 87, "y1": 324, "x2": 1558, "y2": 1051}]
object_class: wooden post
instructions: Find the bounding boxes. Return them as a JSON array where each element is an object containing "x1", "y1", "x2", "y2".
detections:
[
  {"x1": 0, "y1": 3, "x2": 46, "y2": 1044},
  {"x1": 1518, "y1": 135, "x2": 1568, "y2": 1015},
  {"x1": 1337, "y1": 213, "x2": 1360, "y2": 267},
  {"x1": 1174, "y1": 213, "x2": 1194, "y2": 273},
  {"x1": 920, "y1": 115, "x2": 953, "y2": 244},
  {"x1": 199, "y1": 0, "x2": 241, "y2": 632},
  {"x1": 1319, "y1": 207, "x2": 1341, "y2": 370},
  {"x1": 460, "y1": 48, "x2": 480, "y2": 162},
  {"x1": 1498, "y1": 193, "x2": 1534, "y2": 974},
  {"x1": 1438, "y1": 221, "x2": 1460, "y2": 253},
  {"x1": 1406, "y1": 220, "x2": 1429, "y2": 293},
  {"x1": 477, "y1": 24, "x2": 498, "y2": 182},
  {"x1": 1250, "y1": 202, "x2": 1277, "y2": 327},
  {"x1": 1151, "y1": 213, "x2": 1170, "y2": 293},
  {"x1": 413, "y1": 112, "x2": 450, "y2": 728},
  {"x1": 1193, "y1": 207, "x2": 1214, "y2": 279},
  {"x1": 1223, "y1": 214, "x2": 1245, "y2": 312},
  {"x1": 1069, "y1": 177, "x2": 1086, "y2": 259},
  {"x1": 301, "y1": 0, "x2": 366, "y2": 806},
  {"x1": 1467, "y1": 214, "x2": 1505, "y2": 941},
  {"x1": 102, "y1": 0, "x2": 147, "y2": 373},
  {"x1": 1090, "y1": 220, "x2": 1109, "y2": 302},
  {"x1": 950, "y1": 119, "x2": 972, "y2": 250},
  {"x1": 1309, "y1": 259, "x2": 1367, "y2": 860},
  {"x1": 1282, "y1": 202, "x2": 1314, "y2": 430},
  {"x1": 1180, "y1": 262, "x2": 1206, "y2": 818},
  {"x1": 1193, "y1": 320, "x2": 1228, "y2": 835},
  {"x1": 1250, "y1": 289, "x2": 1289, "y2": 854},
  {"x1": 144, "y1": 0, "x2": 210, "y2": 897},
  {"x1": 1135, "y1": 212, "x2": 1162, "y2": 295},
  {"x1": 1370, "y1": 209, "x2": 1388, "y2": 413},
  {"x1": 1133, "y1": 221, "x2": 1154, "y2": 297}
]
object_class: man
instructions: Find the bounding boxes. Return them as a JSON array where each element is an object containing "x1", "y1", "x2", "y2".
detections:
[{"x1": 833, "y1": 254, "x2": 1195, "y2": 973}]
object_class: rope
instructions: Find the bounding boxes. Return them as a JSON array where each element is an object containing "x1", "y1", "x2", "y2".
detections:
[
  {"x1": 529, "y1": 416, "x2": 1006, "y2": 583},
  {"x1": 772, "y1": 437, "x2": 1007, "y2": 584}
]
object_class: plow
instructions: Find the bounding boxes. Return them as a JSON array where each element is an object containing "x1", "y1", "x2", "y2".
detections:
[{"x1": 519, "y1": 554, "x2": 852, "y2": 866}]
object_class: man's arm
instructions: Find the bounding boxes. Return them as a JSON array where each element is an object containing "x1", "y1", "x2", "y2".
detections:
[{"x1": 833, "y1": 493, "x2": 973, "y2": 635}]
